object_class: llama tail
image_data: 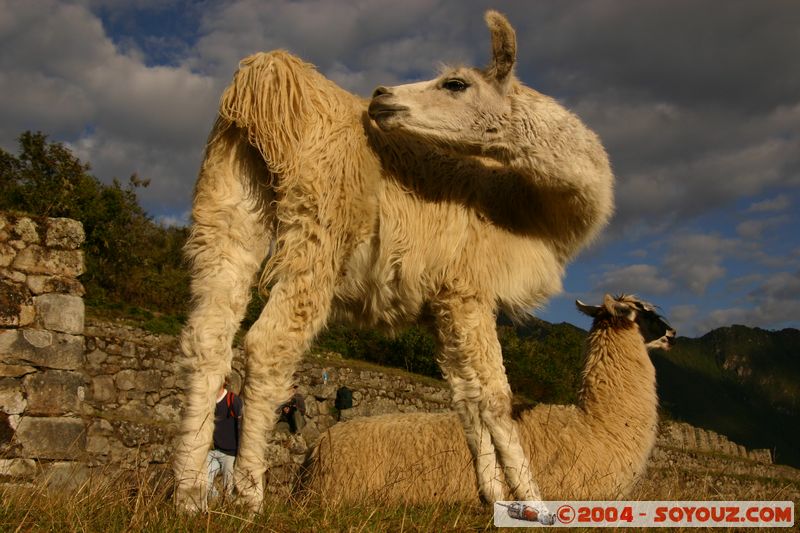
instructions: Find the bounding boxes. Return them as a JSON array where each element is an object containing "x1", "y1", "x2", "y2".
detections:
[{"x1": 217, "y1": 50, "x2": 318, "y2": 176}]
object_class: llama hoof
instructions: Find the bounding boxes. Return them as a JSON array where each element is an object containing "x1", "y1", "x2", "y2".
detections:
[
  {"x1": 174, "y1": 490, "x2": 208, "y2": 514},
  {"x1": 235, "y1": 491, "x2": 262, "y2": 513},
  {"x1": 233, "y1": 473, "x2": 265, "y2": 513}
]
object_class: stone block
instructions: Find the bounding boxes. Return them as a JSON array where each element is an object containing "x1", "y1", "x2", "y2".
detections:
[
  {"x1": 115, "y1": 399, "x2": 148, "y2": 420},
  {"x1": 0, "y1": 364, "x2": 36, "y2": 377},
  {"x1": 86, "y1": 348, "x2": 108, "y2": 365},
  {"x1": 92, "y1": 375, "x2": 116, "y2": 402},
  {"x1": 86, "y1": 434, "x2": 109, "y2": 455},
  {"x1": 0, "y1": 278, "x2": 29, "y2": 327},
  {"x1": 309, "y1": 383, "x2": 337, "y2": 400},
  {"x1": 695, "y1": 429, "x2": 709, "y2": 451},
  {"x1": 115, "y1": 369, "x2": 136, "y2": 391},
  {"x1": 0, "y1": 242, "x2": 16, "y2": 267},
  {"x1": 19, "y1": 304, "x2": 35, "y2": 326},
  {"x1": 154, "y1": 396, "x2": 182, "y2": 422},
  {"x1": 135, "y1": 369, "x2": 161, "y2": 392},
  {"x1": 45, "y1": 218, "x2": 84, "y2": 249},
  {"x1": 41, "y1": 461, "x2": 91, "y2": 491},
  {"x1": 0, "y1": 458, "x2": 38, "y2": 478},
  {"x1": 26, "y1": 274, "x2": 85, "y2": 296},
  {"x1": 0, "y1": 267, "x2": 26, "y2": 283},
  {"x1": 13, "y1": 218, "x2": 40, "y2": 243},
  {"x1": 15, "y1": 416, "x2": 86, "y2": 459},
  {"x1": 737, "y1": 444, "x2": 747, "y2": 458},
  {"x1": 11, "y1": 245, "x2": 84, "y2": 277},
  {"x1": 161, "y1": 374, "x2": 176, "y2": 389},
  {"x1": 34, "y1": 293, "x2": 84, "y2": 334},
  {"x1": 90, "y1": 418, "x2": 113, "y2": 433},
  {"x1": 0, "y1": 329, "x2": 84, "y2": 370},
  {"x1": 305, "y1": 398, "x2": 319, "y2": 417},
  {"x1": 24, "y1": 370, "x2": 86, "y2": 416},
  {"x1": 0, "y1": 379, "x2": 26, "y2": 414}
]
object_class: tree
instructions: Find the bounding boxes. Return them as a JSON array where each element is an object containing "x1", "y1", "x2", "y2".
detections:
[{"x1": 0, "y1": 131, "x2": 190, "y2": 314}]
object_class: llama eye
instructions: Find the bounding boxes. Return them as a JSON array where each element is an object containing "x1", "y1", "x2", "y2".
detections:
[{"x1": 442, "y1": 79, "x2": 469, "y2": 92}]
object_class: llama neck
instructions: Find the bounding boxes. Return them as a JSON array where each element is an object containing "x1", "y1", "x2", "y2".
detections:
[
  {"x1": 365, "y1": 126, "x2": 606, "y2": 262},
  {"x1": 578, "y1": 321, "x2": 658, "y2": 435}
]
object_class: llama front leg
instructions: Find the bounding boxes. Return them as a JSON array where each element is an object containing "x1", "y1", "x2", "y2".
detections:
[
  {"x1": 233, "y1": 253, "x2": 335, "y2": 510},
  {"x1": 433, "y1": 295, "x2": 507, "y2": 502},
  {"x1": 441, "y1": 369, "x2": 507, "y2": 501},
  {"x1": 433, "y1": 293, "x2": 544, "y2": 505}
]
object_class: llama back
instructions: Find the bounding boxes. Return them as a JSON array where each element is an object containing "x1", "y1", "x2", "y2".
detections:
[
  {"x1": 302, "y1": 405, "x2": 648, "y2": 504},
  {"x1": 304, "y1": 412, "x2": 480, "y2": 505}
]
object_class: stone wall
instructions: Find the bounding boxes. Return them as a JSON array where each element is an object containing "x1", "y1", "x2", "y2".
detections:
[
  {"x1": 658, "y1": 420, "x2": 773, "y2": 464},
  {"x1": 78, "y1": 320, "x2": 451, "y2": 480},
  {"x1": 0, "y1": 212, "x2": 775, "y2": 491},
  {"x1": 1, "y1": 213, "x2": 88, "y2": 483}
]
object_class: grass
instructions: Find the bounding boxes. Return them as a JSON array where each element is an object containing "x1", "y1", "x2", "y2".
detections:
[
  {"x1": 2, "y1": 453, "x2": 798, "y2": 532},
  {"x1": 85, "y1": 302, "x2": 186, "y2": 336},
  {"x1": 0, "y1": 469, "x2": 492, "y2": 532}
]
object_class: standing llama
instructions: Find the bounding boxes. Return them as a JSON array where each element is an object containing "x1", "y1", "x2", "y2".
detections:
[
  {"x1": 303, "y1": 295, "x2": 675, "y2": 504},
  {"x1": 173, "y1": 10, "x2": 614, "y2": 512}
]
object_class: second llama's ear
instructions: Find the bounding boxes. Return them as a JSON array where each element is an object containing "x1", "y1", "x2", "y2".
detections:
[
  {"x1": 576, "y1": 299, "x2": 602, "y2": 317},
  {"x1": 484, "y1": 10, "x2": 516, "y2": 87}
]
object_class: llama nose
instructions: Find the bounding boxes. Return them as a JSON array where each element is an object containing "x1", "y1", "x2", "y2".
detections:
[{"x1": 372, "y1": 86, "x2": 392, "y2": 98}]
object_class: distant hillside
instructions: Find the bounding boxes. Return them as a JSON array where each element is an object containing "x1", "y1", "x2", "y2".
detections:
[{"x1": 652, "y1": 325, "x2": 800, "y2": 468}]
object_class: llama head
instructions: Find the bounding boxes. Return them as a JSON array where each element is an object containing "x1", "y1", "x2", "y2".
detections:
[
  {"x1": 576, "y1": 294, "x2": 677, "y2": 351},
  {"x1": 368, "y1": 10, "x2": 517, "y2": 152}
]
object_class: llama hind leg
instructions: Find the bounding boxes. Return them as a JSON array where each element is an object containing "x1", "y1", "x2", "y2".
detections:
[
  {"x1": 173, "y1": 136, "x2": 271, "y2": 511},
  {"x1": 233, "y1": 244, "x2": 336, "y2": 510}
]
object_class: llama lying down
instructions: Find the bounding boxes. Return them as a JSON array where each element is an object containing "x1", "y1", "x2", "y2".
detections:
[
  {"x1": 173, "y1": 10, "x2": 613, "y2": 511},
  {"x1": 303, "y1": 295, "x2": 675, "y2": 504}
]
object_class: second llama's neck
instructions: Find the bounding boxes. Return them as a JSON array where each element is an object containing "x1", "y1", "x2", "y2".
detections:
[{"x1": 578, "y1": 319, "x2": 658, "y2": 434}]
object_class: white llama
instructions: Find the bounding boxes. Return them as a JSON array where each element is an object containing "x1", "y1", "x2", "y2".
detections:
[
  {"x1": 172, "y1": 10, "x2": 614, "y2": 512},
  {"x1": 304, "y1": 295, "x2": 675, "y2": 504}
]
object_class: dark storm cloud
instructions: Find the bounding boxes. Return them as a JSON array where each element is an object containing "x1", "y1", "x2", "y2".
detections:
[{"x1": 508, "y1": 0, "x2": 800, "y2": 113}]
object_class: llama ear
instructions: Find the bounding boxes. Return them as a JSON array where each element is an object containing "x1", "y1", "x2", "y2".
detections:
[
  {"x1": 576, "y1": 299, "x2": 602, "y2": 317},
  {"x1": 484, "y1": 10, "x2": 516, "y2": 87}
]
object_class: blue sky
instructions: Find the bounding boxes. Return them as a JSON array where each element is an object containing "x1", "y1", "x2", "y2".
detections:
[{"x1": 2, "y1": 0, "x2": 799, "y2": 336}]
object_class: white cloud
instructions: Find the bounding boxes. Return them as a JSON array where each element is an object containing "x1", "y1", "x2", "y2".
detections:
[
  {"x1": 736, "y1": 215, "x2": 791, "y2": 240},
  {"x1": 699, "y1": 271, "x2": 800, "y2": 332},
  {"x1": 592, "y1": 263, "x2": 673, "y2": 296},
  {"x1": 662, "y1": 233, "x2": 738, "y2": 294},
  {"x1": 746, "y1": 193, "x2": 792, "y2": 213}
]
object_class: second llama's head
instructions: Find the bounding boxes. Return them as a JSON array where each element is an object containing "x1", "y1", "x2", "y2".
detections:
[
  {"x1": 368, "y1": 10, "x2": 518, "y2": 151},
  {"x1": 576, "y1": 294, "x2": 677, "y2": 351}
]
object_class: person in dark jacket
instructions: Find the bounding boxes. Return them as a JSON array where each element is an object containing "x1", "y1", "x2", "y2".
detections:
[
  {"x1": 206, "y1": 380, "x2": 242, "y2": 502},
  {"x1": 278, "y1": 385, "x2": 306, "y2": 433}
]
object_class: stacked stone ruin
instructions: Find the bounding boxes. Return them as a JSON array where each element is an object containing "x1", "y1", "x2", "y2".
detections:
[{"x1": 0, "y1": 212, "x2": 776, "y2": 491}]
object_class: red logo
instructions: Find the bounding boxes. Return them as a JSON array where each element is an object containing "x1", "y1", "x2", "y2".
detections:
[{"x1": 557, "y1": 505, "x2": 575, "y2": 524}]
